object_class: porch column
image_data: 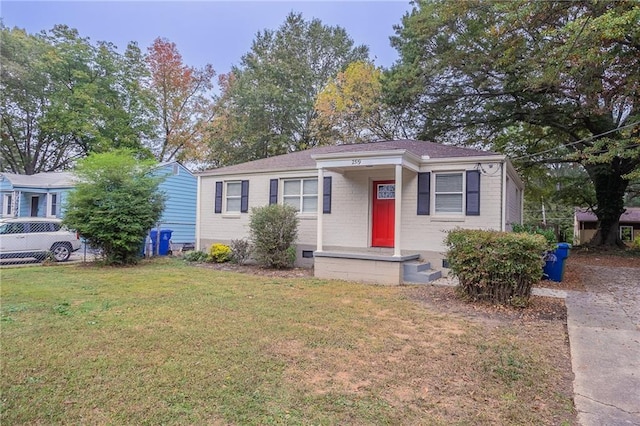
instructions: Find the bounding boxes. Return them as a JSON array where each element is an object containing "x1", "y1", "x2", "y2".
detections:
[
  {"x1": 316, "y1": 167, "x2": 324, "y2": 252},
  {"x1": 394, "y1": 164, "x2": 402, "y2": 257}
]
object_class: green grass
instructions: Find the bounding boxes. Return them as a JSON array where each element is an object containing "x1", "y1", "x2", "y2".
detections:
[{"x1": 1, "y1": 259, "x2": 575, "y2": 425}]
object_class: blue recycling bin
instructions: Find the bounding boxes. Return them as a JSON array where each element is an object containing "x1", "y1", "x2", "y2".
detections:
[
  {"x1": 543, "y1": 242, "x2": 571, "y2": 282},
  {"x1": 149, "y1": 228, "x2": 173, "y2": 256}
]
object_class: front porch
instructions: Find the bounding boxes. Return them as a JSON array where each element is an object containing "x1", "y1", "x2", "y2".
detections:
[{"x1": 313, "y1": 249, "x2": 442, "y2": 285}]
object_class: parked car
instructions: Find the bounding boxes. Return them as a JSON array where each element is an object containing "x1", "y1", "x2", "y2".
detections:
[{"x1": 0, "y1": 217, "x2": 81, "y2": 262}]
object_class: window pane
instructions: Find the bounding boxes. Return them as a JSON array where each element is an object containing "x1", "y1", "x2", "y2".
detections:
[
  {"x1": 435, "y1": 194, "x2": 463, "y2": 213},
  {"x1": 436, "y1": 173, "x2": 463, "y2": 192},
  {"x1": 227, "y1": 198, "x2": 241, "y2": 212},
  {"x1": 283, "y1": 180, "x2": 300, "y2": 196},
  {"x1": 302, "y1": 196, "x2": 317, "y2": 213},
  {"x1": 227, "y1": 182, "x2": 241, "y2": 196},
  {"x1": 283, "y1": 197, "x2": 300, "y2": 211},
  {"x1": 377, "y1": 184, "x2": 395, "y2": 200},
  {"x1": 620, "y1": 226, "x2": 633, "y2": 242},
  {"x1": 303, "y1": 179, "x2": 317, "y2": 195}
]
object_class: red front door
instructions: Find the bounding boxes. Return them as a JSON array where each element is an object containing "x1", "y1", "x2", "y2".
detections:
[{"x1": 372, "y1": 180, "x2": 395, "y2": 247}]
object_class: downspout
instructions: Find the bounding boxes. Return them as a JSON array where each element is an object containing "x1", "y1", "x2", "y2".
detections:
[{"x1": 195, "y1": 175, "x2": 201, "y2": 251}]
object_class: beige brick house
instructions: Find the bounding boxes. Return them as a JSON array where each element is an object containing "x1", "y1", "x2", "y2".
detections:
[{"x1": 196, "y1": 140, "x2": 524, "y2": 284}]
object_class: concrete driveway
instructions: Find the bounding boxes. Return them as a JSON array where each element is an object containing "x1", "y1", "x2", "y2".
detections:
[{"x1": 566, "y1": 265, "x2": 640, "y2": 425}]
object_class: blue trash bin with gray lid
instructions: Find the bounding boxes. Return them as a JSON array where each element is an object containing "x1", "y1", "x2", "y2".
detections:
[
  {"x1": 149, "y1": 229, "x2": 173, "y2": 255},
  {"x1": 543, "y1": 242, "x2": 571, "y2": 282}
]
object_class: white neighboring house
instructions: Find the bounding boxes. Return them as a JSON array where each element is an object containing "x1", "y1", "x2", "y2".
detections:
[{"x1": 196, "y1": 140, "x2": 524, "y2": 284}]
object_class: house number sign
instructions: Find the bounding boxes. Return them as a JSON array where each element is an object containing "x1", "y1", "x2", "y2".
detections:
[
  {"x1": 377, "y1": 184, "x2": 395, "y2": 200},
  {"x1": 351, "y1": 159, "x2": 362, "y2": 165}
]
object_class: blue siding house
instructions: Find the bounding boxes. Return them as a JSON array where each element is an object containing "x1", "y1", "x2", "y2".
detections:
[
  {"x1": 1, "y1": 162, "x2": 197, "y2": 248},
  {"x1": 152, "y1": 162, "x2": 197, "y2": 247},
  {"x1": 0, "y1": 172, "x2": 75, "y2": 219}
]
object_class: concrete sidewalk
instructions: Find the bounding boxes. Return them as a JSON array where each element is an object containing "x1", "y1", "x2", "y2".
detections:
[{"x1": 565, "y1": 266, "x2": 640, "y2": 426}]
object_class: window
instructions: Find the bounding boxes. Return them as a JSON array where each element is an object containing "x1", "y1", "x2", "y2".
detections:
[
  {"x1": 3, "y1": 194, "x2": 13, "y2": 216},
  {"x1": 226, "y1": 181, "x2": 242, "y2": 212},
  {"x1": 435, "y1": 173, "x2": 463, "y2": 214},
  {"x1": 620, "y1": 226, "x2": 633, "y2": 242},
  {"x1": 215, "y1": 180, "x2": 248, "y2": 214},
  {"x1": 50, "y1": 193, "x2": 58, "y2": 217},
  {"x1": 283, "y1": 178, "x2": 317, "y2": 213}
]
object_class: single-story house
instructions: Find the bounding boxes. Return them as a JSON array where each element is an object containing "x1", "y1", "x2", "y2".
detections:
[
  {"x1": 574, "y1": 207, "x2": 640, "y2": 245},
  {"x1": 0, "y1": 162, "x2": 197, "y2": 248},
  {"x1": 0, "y1": 171, "x2": 75, "y2": 219},
  {"x1": 196, "y1": 139, "x2": 524, "y2": 285}
]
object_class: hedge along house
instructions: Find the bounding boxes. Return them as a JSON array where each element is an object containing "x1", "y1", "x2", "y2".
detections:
[
  {"x1": 0, "y1": 172, "x2": 76, "y2": 219},
  {"x1": 196, "y1": 140, "x2": 524, "y2": 285}
]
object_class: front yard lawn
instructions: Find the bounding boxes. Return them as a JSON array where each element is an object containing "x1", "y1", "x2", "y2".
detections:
[{"x1": 1, "y1": 258, "x2": 575, "y2": 425}]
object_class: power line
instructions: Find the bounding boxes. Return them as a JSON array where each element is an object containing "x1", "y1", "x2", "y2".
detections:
[{"x1": 512, "y1": 121, "x2": 640, "y2": 161}]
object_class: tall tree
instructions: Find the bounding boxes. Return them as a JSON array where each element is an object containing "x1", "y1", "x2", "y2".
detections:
[
  {"x1": 312, "y1": 61, "x2": 408, "y2": 145},
  {"x1": 146, "y1": 37, "x2": 215, "y2": 163},
  {"x1": 0, "y1": 25, "x2": 152, "y2": 174},
  {"x1": 387, "y1": 0, "x2": 640, "y2": 246},
  {"x1": 208, "y1": 12, "x2": 369, "y2": 166}
]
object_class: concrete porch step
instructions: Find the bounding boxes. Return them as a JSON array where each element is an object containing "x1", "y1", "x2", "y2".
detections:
[{"x1": 402, "y1": 261, "x2": 442, "y2": 284}]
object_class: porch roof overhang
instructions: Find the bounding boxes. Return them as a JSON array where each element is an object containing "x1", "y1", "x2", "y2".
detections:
[{"x1": 311, "y1": 149, "x2": 422, "y2": 173}]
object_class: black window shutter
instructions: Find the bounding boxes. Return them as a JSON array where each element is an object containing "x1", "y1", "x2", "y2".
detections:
[
  {"x1": 417, "y1": 172, "x2": 431, "y2": 215},
  {"x1": 269, "y1": 179, "x2": 278, "y2": 205},
  {"x1": 466, "y1": 170, "x2": 481, "y2": 216},
  {"x1": 240, "y1": 180, "x2": 249, "y2": 213},
  {"x1": 214, "y1": 181, "x2": 223, "y2": 213},
  {"x1": 323, "y1": 176, "x2": 332, "y2": 214}
]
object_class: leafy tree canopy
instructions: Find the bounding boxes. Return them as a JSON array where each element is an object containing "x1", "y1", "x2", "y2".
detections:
[
  {"x1": 312, "y1": 60, "x2": 409, "y2": 145},
  {"x1": 208, "y1": 12, "x2": 369, "y2": 166},
  {"x1": 0, "y1": 24, "x2": 153, "y2": 174},
  {"x1": 146, "y1": 37, "x2": 216, "y2": 163},
  {"x1": 387, "y1": 0, "x2": 640, "y2": 246},
  {"x1": 63, "y1": 150, "x2": 165, "y2": 265}
]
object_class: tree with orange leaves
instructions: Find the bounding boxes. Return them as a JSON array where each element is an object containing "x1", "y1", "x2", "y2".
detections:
[{"x1": 146, "y1": 37, "x2": 215, "y2": 163}]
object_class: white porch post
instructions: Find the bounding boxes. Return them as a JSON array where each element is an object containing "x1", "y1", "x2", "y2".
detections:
[
  {"x1": 316, "y1": 167, "x2": 324, "y2": 252},
  {"x1": 195, "y1": 175, "x2": 201, "y2": 251},
  {"x1": 394, "y1": 164, "x2": 402, "y2": 257}
]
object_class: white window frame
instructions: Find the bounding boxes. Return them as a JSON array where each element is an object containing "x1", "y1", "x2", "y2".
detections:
[
  {"x1": 283, "y1": 178, "x2": 318, "y2": 214},
  {"x1": 434, "y1": 172, "x2": 464, "y2": 215},
  {"x1": 2, "y1": 193, "x2": 14, "y2": 217},
  {"x1": 47, "y1": 193, "x2": 58, "y2": 217},
  {"x1": 225, "y1": 181, "x2": 242, "y2": 213},
  {"x1": 619, "y1": 225, "x2": 633, "y2": 242}
]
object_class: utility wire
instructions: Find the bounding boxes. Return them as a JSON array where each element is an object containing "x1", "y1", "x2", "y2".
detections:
[{"x1": 512, "y1": 121, "x2": 640, "y2": 161}]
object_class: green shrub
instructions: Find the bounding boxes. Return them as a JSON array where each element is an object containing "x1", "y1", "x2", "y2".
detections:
[
  {"x1": 183, "y1": 250, "x2": 209, "y2": 263},
  {"x1": 229, "y1": 238, "x2": 252, "y2": 265},
  {"x1": 249, "y1": 204, "x2": 299, "y2": 269},
  {"x1": 63, "y1": 150, "x2": 165, "y2": 265},
  {"x1": 633, "y1": 236, "x2": 640, "y2": 250},
  {"x1": 209, "y1": 243, "x2": 232, "y2": 263},
  {"x1": 512, "y1": 223, "x2": 556, "y2": 246},
  {"x1": 444, "y1": 229, "x2": 548, "y2": 306}
]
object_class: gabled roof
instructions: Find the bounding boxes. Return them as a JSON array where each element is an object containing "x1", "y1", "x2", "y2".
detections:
[
  {"x1": 197, "y1": 139, "x2": 501, "y2": 176},
  {"x1": 1, "y1": 172, "x2": 76, "y2": 189},
  {"x1": 575, "y1": 207, "x2": 640, "y2": 223}
]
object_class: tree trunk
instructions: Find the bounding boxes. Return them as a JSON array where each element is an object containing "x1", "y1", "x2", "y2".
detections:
[{"x1": 584, "y1": 161, "x2": 629, "y2": 247}]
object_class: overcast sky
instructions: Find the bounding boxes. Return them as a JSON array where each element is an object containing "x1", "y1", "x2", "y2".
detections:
[{"x1": 2, "y1": 1, "x2": 413, "y2": 74}]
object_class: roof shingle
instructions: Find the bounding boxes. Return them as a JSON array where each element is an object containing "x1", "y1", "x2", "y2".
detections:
[{"x1": 198, "y1": 139, "x2": 500, "y2": 176}]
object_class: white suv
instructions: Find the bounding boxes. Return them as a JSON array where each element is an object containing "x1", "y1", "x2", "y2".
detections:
[{"x1": 0, "y1": 217, "x2": 81, "y2": 262}]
